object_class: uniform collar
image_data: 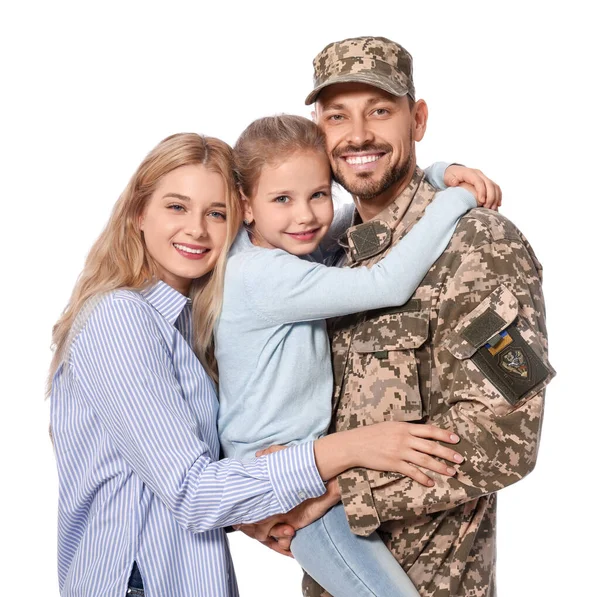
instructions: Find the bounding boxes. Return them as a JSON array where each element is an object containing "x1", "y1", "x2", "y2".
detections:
[
  {"x1": 341, "y1": 167, "x2": 436, "y2": 264},
  {"x1": 141, "y1": 280, "x2": 192, "y2": 325}
]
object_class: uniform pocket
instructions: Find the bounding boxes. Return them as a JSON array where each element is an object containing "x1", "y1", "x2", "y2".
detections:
[
  {"x1": 443, "y1": 284, "x2": 555, "y2": 415},
  {"x1": 351, "y1": 299, "x2": 428, "y2": 422}
]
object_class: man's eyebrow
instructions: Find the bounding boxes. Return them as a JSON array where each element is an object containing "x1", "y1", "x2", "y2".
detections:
[
  {"x1": 321, "y1": 102, "x2": 347, "y2": 111},
  {"x1": 321, "y1": 96, "x2": 396, "y2": 111},
  {"x1": 163, "y1": 193, "x2": 190, "y2": 201},
  {"x1": 365, "y1": 96, "x2": 395, "y2": 106}
]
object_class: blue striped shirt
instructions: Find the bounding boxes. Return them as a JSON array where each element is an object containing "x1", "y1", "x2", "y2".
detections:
[{"x1": 50, "y1": 281, "x2": 325, "y2": 597}]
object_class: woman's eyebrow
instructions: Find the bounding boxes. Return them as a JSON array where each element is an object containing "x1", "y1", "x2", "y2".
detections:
[{"x1": 163, "y1": 193, "x2": 191, "y2": 201}]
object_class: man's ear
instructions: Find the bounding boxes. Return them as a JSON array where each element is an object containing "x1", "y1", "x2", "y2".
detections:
[
  {"x1": 413, "y1": 99, "x2": 428, "y2": 142},
  {"x1": 311, "y1": 110, "x2": 317, "y2": 123}
]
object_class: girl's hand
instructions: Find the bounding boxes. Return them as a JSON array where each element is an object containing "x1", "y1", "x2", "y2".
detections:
[
  {"x1": 343, "y1": 422, "x2": 464, "y2": 487},
  {"x1": 255, "y1": 445, "x2": 286, "y2": 457},
  {"x1": 444, "y1": 165, "x2": 502, "y2": 210}
]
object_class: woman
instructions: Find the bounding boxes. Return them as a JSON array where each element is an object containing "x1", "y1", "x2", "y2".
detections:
[{"x1": 48, "y1": 133, "x2": 466, "y2": 597}]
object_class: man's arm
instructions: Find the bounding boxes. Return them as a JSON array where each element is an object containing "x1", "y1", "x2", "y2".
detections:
[{"x1": 338, "y1": 214, "x2": 555, "y2": 536}]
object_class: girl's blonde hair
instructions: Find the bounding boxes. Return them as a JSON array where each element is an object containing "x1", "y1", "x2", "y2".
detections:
[
  {"x1": 233, "y1": 114, "x2": 327, "y2": 198},
  {"x1": 49, "y1": 133, "x2": 242, "y2": 390}
]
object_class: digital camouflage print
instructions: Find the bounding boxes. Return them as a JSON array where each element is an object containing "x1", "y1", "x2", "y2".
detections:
[
  {"x1": 305, "y1": 36, "x2": 415, "y2": 105},
  {"x1": 302, "y1": 168, "x2": 555, "y2": 597}
]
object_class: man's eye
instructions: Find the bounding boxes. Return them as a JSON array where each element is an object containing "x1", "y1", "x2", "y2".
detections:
[
  {"x1": 373, "y1": 108, "x2": 389, "y2": 116},
  {"x1": 274, "y1": 196, "x2": 290, "y2": 203},
  {"x1": 327, "y1": 114, "x2": 344, "y2": 122}
]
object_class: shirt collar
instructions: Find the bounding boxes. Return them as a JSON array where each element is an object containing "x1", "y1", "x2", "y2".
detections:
[
  {"x1": 341, "y1": 167, "x2": 436, "y2": 264},
  {"x1": 141, "y1": 280, "x2": 192, "y2": 325}
]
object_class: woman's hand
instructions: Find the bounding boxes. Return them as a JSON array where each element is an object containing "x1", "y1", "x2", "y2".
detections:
[
  {"x1": 444, "y1": 165, "x2": 502, "y2": 210},
  {"x1": 314, "y1": 421, "x2": 464, "y2": 486},
  {"x1": 234, "y1": 479, "x2": 341, "y2": 557}
]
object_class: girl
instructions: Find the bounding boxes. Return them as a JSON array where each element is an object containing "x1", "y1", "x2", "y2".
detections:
[
  {"x1": 216, "y1": 115, "x2": 493, "y2": 597},
  {"x1": 48, "y1": 133, "x2": 466, "y2": 597}
]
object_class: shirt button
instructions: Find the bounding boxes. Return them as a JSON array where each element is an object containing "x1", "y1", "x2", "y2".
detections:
[{"x1": 298, "y1": 491, "x2": 306, "y2": 499}]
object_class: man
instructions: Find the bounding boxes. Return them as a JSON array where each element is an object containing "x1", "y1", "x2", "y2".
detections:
[
  {"x1": 298, "y1": 36, "x2": 555, "y2": 597},
  {"x1": 240, "y1": 36, "x2": 554, "y2": 596}
]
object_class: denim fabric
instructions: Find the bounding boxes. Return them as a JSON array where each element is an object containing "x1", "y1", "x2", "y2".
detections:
[
  {"x1": 291, "y1": 503, "x2": 420, "y2": 597},
  {"x1": 128, "y1": 562, "x2": 144, "y2": 591}
]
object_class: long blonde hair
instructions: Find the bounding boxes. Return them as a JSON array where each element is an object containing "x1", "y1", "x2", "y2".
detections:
[{"x1": 48, "y1": 133, "x2": 242, "y2": 391}]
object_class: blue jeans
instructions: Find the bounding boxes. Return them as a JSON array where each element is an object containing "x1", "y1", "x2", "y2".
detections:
[
  {"x1": 291, "y1": 503, "x2": 420, "y2": 597},
  {"x1": 126, "y1": 562, "x2": 144, "y2": 596}
]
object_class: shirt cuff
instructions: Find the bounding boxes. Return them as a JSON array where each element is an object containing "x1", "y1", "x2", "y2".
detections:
[
  {"x1": 338, "y1": 468, "x2": 381, "y2": 537},
  {"x1": 266, "y1": 441, "x2": 326, "y2": 512},
  {"x1": 423, "y1": 161, "x2": 451, "y2": 190},
  {"x1": 440, "y1": 185, "x2": 478, "y2": 210}
]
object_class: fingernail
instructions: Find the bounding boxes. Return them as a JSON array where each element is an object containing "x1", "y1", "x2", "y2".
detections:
[
  {"x1": 284, "y1": 529, "x2": 292, "y2": 536},
  {"x1": 428, "y1": 479, "x2": 435, "y2": 487},
  {"x1": 453, "y1": 454, "x2": 464, "y2": 463},
  {"x1": 450, "y1": 434, "x2": 459, "y2": 443},
  {"x1": 447, "y1": 467, "x2": 456, "y2": 475}
]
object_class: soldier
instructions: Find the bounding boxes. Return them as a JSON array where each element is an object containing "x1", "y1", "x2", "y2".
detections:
[{"x1": 294, "y1": 36, "x2": 556, "y2": 597}]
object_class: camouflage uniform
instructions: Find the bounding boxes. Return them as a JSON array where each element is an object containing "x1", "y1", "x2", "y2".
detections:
[{"x1": 302, "y1": 169, "x2": 555, "y2": 597}]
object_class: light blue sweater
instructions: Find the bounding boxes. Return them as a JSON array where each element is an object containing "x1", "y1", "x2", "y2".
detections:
[{"x1": 215, "y1": 164, "x2": 476, "y2": 460}]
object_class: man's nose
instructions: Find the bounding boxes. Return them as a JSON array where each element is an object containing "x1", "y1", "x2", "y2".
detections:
[{"x1": 346, "y1": 117, "x2": 374, "y2": 148}]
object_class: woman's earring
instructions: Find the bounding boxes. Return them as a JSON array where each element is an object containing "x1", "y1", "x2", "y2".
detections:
[{"x1": 243, "y1": 219, "x2": 251, "y2": 226}]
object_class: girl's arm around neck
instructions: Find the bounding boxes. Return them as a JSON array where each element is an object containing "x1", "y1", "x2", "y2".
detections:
[{"x1": 235, "y1": 186, "x2": 476, "y2": 326}]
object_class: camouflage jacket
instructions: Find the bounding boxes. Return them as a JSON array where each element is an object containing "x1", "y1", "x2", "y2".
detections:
[{"x1": 303, "y1": 168, "x2": 555, "y2": 597}]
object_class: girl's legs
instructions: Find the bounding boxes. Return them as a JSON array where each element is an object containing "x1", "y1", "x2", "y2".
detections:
[{"x1": 290, "y1": 503, "x2": 420, "y2": 597}]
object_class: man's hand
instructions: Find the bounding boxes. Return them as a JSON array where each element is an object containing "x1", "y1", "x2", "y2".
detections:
[
  {"x1": 444, "y1": 164, "x2": 502, "y2": 210},
  {"x1": 235, "y1": 479, "x2": 342, "y2": 557}
]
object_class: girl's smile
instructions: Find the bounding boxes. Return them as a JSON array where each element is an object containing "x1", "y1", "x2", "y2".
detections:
[{"x1": 243, "y1": 150, "x2": 334, "y2": 256}]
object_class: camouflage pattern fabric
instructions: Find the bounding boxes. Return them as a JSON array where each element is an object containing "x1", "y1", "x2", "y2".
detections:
[
  {"x1": 305, "y1": 36, "x2": 415, "y2": 105},
  {"x1": 302, "y1": 168, "x2": 555, "y2": 597}
]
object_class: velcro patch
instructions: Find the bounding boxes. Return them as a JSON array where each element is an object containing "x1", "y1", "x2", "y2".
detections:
[{"x1": 472, "y1": 321, "x2": 552, "y2": 405}]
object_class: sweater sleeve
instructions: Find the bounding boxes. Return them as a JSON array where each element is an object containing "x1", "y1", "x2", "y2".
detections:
[{"x1": 239, "y1": 187, "x2": 476, "y2": 325}]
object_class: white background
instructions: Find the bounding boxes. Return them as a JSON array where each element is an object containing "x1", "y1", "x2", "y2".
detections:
[{"x1": 1, "y1": 1, "x2": 597, "y2": 595}]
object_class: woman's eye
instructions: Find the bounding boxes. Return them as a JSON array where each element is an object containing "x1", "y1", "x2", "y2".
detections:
[
  {"x1": 168, "y1": 204, "x2": 185, "y2": 212},
  {"x1": 208, "y1": 211, "x2": 226, "y2": 220},
  {"x1": 274, "y1": 196, "x2": 290, "y2": 204}
]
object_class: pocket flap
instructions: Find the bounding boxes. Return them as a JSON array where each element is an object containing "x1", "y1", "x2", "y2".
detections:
[
  {"x1": 444, "y1": 284, "x2": 518, "y2": 359},
  {"x1": 353, "y1": 305, "x2": 429, "y2": 352}
]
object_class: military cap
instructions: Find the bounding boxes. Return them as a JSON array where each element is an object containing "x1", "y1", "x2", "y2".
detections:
[{"x1": 305, "y1": 36, "x2": 415, "y2": 105}]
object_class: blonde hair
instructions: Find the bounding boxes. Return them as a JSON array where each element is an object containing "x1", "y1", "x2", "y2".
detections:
[
  {"x1": 234, "y1": 114, "x2": 327, "y2": 198},
  {"x1": 48, "y1": 133, "x2": 242, "y2": 390}
]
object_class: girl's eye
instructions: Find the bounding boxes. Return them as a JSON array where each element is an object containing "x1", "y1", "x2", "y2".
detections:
[
  {"x1": 312, "y1": 191, "x2": 329, "y2": 200},
  {"x1": 168, "y1": 204, "x2": 186, "y2": 212},
  {"x1": 208, "y1": 211, "x2": 226, "y2": 220},
  {"x1": 274, "y1": 196, "x2": 290, "y2": 204}
]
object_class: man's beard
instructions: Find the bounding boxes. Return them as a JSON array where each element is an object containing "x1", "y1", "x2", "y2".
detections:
[{"x1": 331, "y1": 137, "x2": 413, "y2": 201}]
